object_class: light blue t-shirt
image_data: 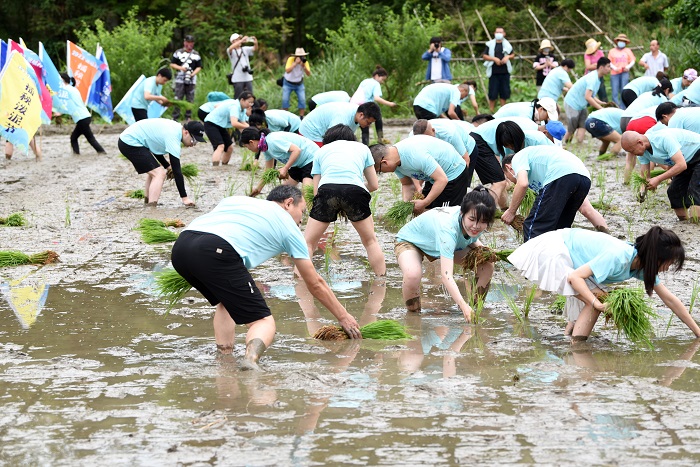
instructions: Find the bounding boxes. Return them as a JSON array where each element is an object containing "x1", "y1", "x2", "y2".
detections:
[
  {"x1": 299, "y1": 102, "x2": 359, "y2": 142},
  {"x1": 564, "y1": 71, "x2": 601, "y2": 111},
  {"x1": 511, "y1": 146, "x2": 590, "y2": 192},
  {"x1": 670, "y1": 79, "x2": 700, "y2": 106},
  {"x1": 639, "y1": 128, "x2": 700, "y2": 165},
  {"x1": 65, "y1": 84, "x2": 91, "y2": 122},
  {"x1": 120, "y1": 118, "x2": 183, "y2": 158},
  {"x1": 394, "y1": 135, "x2": 466, "y2": 182},
  {"x1": 429, "y1": 119, "x2": 476, "y2": 155},
  {"x1": 311, "y1": 140, "x2": 373, "y2": 190},
  {"x1": 499, "y1": 131, "x2": 553, "y2": 159},
  {"x1": 396, "y1": 206, "x2": 480, "y2": 259},
  {"x1": 413, "y1": 83, "x2": 461, "y2": 115},
  {"x1": 622, "y1": 91, "x2": 667, "y2": 118},
  {"x1": 561, "y1": 228, "x2": 651, "y2": 284},
  {"x1": 668, "y1": 107, "x2": 700, "y2": 134},
  {"x1": 623, "y1": 77, "x2": 659, "y2": 95},
  {"x1": 184, "y1": 196, "x2": 309, "y2": 269},
  {"x1": 472, "y1": 116, "x2": 539, "y2": 156},
  {"x1": 670, "y1": 77, "x2": 684, "y2": 95},
  {"x1": 538, "y1": 67, "x2": 571, "y2": 100},
  {"x1": 493, "y1": 102, "x2": 535, "y2": 121},
  {"x1": 587, "y1": 108, "x2": 624, "y2": 133},
  {"x1": 311, "y1": 91, "x2": 351, "y2": 105},
  {"x1": 352, "y1": 78, "x2": 382, "y2": 104},
  {"x1": 263, "y1": 132, "x2": 317, "y2": 168},
  {"x1": 199, "y1": 99, "x2": 235, "y2": 115},
  {"x1": 204, "y1": 99, "x2": 248, "y2": 128},
  {"x1": 131, "y1": 76, "x2": 161, "y2": 110},
  {"x1": 265, "y1": 109, "x2": 301, "y2": 132}
]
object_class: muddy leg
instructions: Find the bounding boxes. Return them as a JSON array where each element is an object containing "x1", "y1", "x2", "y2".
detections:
[
  {"x1": 397, "y1": 249, "x2": 423, "y2": 312},
  {"x1": 214, "y1": 303, "x2": 236, "y2": 354},
  {"x1": 241, "y1": 339, "x2": 266, "y2": 371},
  {"x1": 242, "y1": 316, "x2": 276, "y2": 371},
  {"x1": 571, "y1": 303, "x2": 601, "y2": 342}
]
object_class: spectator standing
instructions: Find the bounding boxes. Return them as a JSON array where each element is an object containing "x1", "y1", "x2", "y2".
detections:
[
  {"x1": 282, "y1": 48, "x2": 312, "y2": 117},
  {"x1": 422, "y1": 36, "x2": 452, "y2": 83},
  {"x1": 533, "y1": 39, "x2": 558, "y2": 91},
  {"x1": 584, "y1": 38, "x2": 608, "y2": 102},
  {"x1": 227, "y1": 33, "x2": 257, "y2": 98},
  {"x1": 608, "y1": 33, "x2": 636, "y2": 109},
  {"x1": 482, "y1": 27, "x2": 515, "y2": 113},
  {"x1": 639, "y1": 40, "x2": 669, "y2": 78},
  {"x1": 170, "y1": 35, "x2": 203, "y2": 121}
]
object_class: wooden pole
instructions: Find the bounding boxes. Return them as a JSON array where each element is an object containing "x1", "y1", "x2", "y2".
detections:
[
  {"x1": 576, "y1": 9, "x2": 615, "y2": 46},
  {"x1": 528, "y1": 8, "x2": 578, "y2": 80},
  {"x1": 456, "y1": 9, "x2": 488, "y2": 109},
  {"x1": 475, "y1": 10, "x2": 492, "y2": 41}
]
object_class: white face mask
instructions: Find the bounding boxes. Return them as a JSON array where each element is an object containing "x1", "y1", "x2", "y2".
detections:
[
  {"x1": 617, "y1": 41, "x2": 626, "y2": 48},
  {"x1": 542, "y1": 48, "x2": 551, "y2": 54},
  {"x1": 494, "y1": 33, "x2": 504, "y2": 41}
]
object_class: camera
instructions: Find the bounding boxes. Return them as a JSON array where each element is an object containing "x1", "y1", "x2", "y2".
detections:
[
  {"x1": 301, "y1": 57, "x2": 307, "y2": 63},
  {"x1": 242, "y1": 66, "x2": 254, "y2": 75},
  {"x1": 184, "y1": 70, "x2": 193, "y2": 85}
]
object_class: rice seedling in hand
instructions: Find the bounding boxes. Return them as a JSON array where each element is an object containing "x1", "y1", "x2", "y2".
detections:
[
  {"x1": 518, "y1": 189, "x2": 536, "y2": 218},
  {"x1": 180, "y1": 164, "x2": 199, "y2": 183},
  {"x1": 0, "y1": 250, "x2": 60, "y2": 268},
  {"x1": 168, "y1": 99, "x2": 198, "y2": 111},
  {"x1": 461, "y1": 246, "x2": 514, "y2": 270},
  {"x1": 596, "y1": 153, "x2": 615, "y2": 161},
  {"x1": 384, "y1": 201, "x2": 414, "y2": 228},
  {"x1": 0, "y1": 212, "x2": 26, "y2": 226},
  {"x1": 303, "y1": 184, "x2": 315, "y2": 210},
  {"x1": 508, "y1": 214, "x2": 525, "y2": 235},
  {"x1": 260, "y1": 168, "x2": 281, "y2": 187},
  {"x1": 313, "y1": 319, "x2": 413, "y2": 341},
  {"x1": 601, "y1": 287, "x2": 659, "y2": 347},
  {"x1": 126, "y1": 189, "x2": 146, "y2": 199},
  {"x1": 154, "y1": 268, "x2": 192, "y2": 313}
]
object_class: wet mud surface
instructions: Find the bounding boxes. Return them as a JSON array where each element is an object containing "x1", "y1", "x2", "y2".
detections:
[{"x1": 1, "y1": 125, "x2": 700, "y2": 464}]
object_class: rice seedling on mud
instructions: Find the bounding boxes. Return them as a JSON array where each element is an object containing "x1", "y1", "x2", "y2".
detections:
[
  {"x1": 0, "y1": 250, "x2": 60, "y2": 268},
  {"x1": 313, "y1": 319, "x2": 413, "y2": 340},
  {"x1": 523, "y1": 284, "x2": 538, "y2": 318},
  {"x1": 137, "y1": 218, "x2": 186, "y2": 229},
  {"x1": 126, "y1": 189, "x2": 145, "y2": 199},
  {"x1": 596, "y1": 153, "x2": 615, "y2": 162},
  {"x1": 549, "y1": 295, "x2": 566, "y2": 314},
  {"x1": 0, "y1": 212, "x2": 26, "y2": 226},
  {"x1": 239, "y1": 150, "x2": 255, "y2": 171},
  {"x1": 601, "y1": 287, "x2": 659, "y2": 348},
  {"x1": 65, "y1": 201, "x2": 71, "y2": 227},
  {"x1": 153, "y1": 268, "x2": 192, "y2": 314}
]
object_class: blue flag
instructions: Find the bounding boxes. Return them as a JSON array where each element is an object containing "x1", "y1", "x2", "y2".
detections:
[
  {"x1": 114, "y1": 75, "x2": 167, "y2": 124},
  {"x1": 0, "y1": 40, "x2": 7, "y2": 71},
  {"x1": 87, "y1": 45, "x2": 113, "y2": 123},
  {"x1": 38, "y1": 42, "x2": 72, "y2": 115}
]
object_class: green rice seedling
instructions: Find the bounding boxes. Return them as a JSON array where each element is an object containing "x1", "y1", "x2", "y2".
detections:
[
  {"x1": 596, "y1": 153, "x2": 615, "y2": 161},
  {"x1": 370, "y1": 188, "x2": 380, "y2": 216},
  {"x1": 190, "y1": 177, "x2": 203, "y2": 203},
  {"x1": 596, "y1": 169, "x2": 606, "y2": 190},
  {"x1": 168, "y1": 99, "x2": 198, "y2": 111},
  {"x1": 65, "y1": 201, "x2": 71, "y2": 227},
  {"x1": 324, "y1": 223, "x2": 340, "y2": 275},
  {"x1": 225, "y1": 177, "x2": 243, "y2": 197},
  {"x1": 260, "y1": 168, "x2": 281, "y2": 187},
  {"x1": 601, "y1": 287, "x2": 659, "y2": 347},
  {"x1": 247, "y1": 165, "x2": 258, "y2": 195},
  {"x1": 494, "y1": 209, "x2": 503, "y2": 219},
  {"x1": 0, "y1": 250, "x2": 60, "y2": 267},
  {"x1": 239, "y1": 150, "x2": 255, "y2": 171},
  {"x1": 689, "y1": 279, "x2": 699, "y2": 315},
  {"x1": 590, "y1": 199, "x2": 612, "y2": 211},
  {"x1": 153, "y1": 268, "x2": 192, "y2": 314},
  {"x1": 388, "y1": 175, "x2": 401, "y2": 197},
  {"x1": 466, "y1": 275, "x2": 486, "y2": 324},
  {"x1": 180, "y1": 163, "x2": 199, "y2": 182},
  {"x1": 518, "y1": 188, "x2": 536, "y2": 218},
  {"x1": 137, "y1": 218, "x2": 185, "y2": 230},
  {"x1": 303, "y1": 184, "x2": 315, "y2": 209},
  {"x1": 549, "y1": 295, "x2": 566, "y2": 314},
  {"x1": 139, "y1": 224, "x2": 179, "y2": 244},
  {"x1": 126, "y1": 189, "x2": 145, "y2": 199},
  {"x1": 384, "y1": 201, "x2": 414, "y2": 228},
  {"x1": 313, "y1": 319, "x2": 413, "y2": 340},
  {"x1": 0, "y1": 212, "x2": 26, "y2": 226},
  {"x1": 500, "y1": 284, "x2": 524, "y2": 324},
  {"x1": 523, "y1": 284, "x2": 537, "y2": 318},
  {"x1": 462, "y1": 247, "x2": 514, "y2": 270}
]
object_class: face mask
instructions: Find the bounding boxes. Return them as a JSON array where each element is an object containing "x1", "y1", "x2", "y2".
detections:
[
  {"x1": 543, "y1": 48, "x2": 551, "y2": 54},
  {"x1": 494, "y1": 33, "x2": 504, "y2": 41},
  {"x1": 617, "y1": 41, "x2": 626, "y2": 48}
]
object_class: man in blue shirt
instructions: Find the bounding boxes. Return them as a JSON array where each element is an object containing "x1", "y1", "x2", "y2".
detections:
[
  {"x1": 130, "y1": 68, "x2": 172, "y2": 122},
  {"x1": 422, "y1": 36, "x2": 452, "y2": 84}
]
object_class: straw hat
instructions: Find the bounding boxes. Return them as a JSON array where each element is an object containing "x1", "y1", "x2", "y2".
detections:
[
  {"x1": 585, "y1": 38, "x2": 601, "y2": 55},
  {"x1": 614, "y1": 33, "x2": 631, "y2": 44},
  {"x1": 292, "y1": 48, "x2": 309, "y2": 56},
  {"x1": 539, "y1": 39, "x2": 552, "y2": 51}
]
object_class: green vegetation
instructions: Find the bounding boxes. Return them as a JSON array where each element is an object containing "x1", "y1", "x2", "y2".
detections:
[
  {"x1": 384, "y1": 201, "x2": 414, "y2": 228},
  {"x1": 0, "y1": 250, "x2": 60, "y2": 267},
  {"x1": 135, "y1": 219, "x2": 180, "y2": 243},
  {"x1": 180, "y1": 164, "x2": 199, "y2": 183},
  {"x1": 602, "y1": 287, "x2": 659, "y2": 348},
  {"x1": 0, "y1": 212, "x2": 26, "y2": 227},
  {"x1": 153, "y1": 268, "x2": 192, "y2": 314},
  {"x1": 126, "y1": 189, "x2": 146, "y2": 199},
  {"x1": 313, "y1": 319, "x2": 412, "y2": 340}
]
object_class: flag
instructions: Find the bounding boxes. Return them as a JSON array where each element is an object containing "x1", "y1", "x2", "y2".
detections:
[
  {"x1": 0, "y1": 40, "x2": 7, "y2": 71},
  {"x1": 38, "y1": 42, "x2": 72, "y2": 115},
  {"x1": 1, "y1": 278, "x2": 49, "y2": 329},
  {"x1": 66, "y1": 40, "x2": 101, "y2": 103},
  {"x1": 0, "y1": 51, "x2": 44, "y2": 152},
  {"x1": 147, "y1": 102, "x2": 168, "y2": 119},
  {"x1": 114, "y1": 75, "x2": 145, "y2": 125},
  {"x1": 87, "y1": 45, "x2": 113, "y2": 123},
  {"x1": 13, "y1": 41, "x2": 52, "y2": 123}
]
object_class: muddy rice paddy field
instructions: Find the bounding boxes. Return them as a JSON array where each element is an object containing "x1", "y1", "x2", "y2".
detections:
[{"x1": 1, "y1": 123, "x2": 700, "y2": 465}]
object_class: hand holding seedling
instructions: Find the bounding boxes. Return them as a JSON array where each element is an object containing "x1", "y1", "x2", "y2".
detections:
[
  {"x1": 501, "y1": 209, "x2": 516, "y2": 225},
  {"x1": 411, "y1": 198, "x2": 428, "y2": 215},
  {"x1": 278, "y1": 167, "x2": 289, "y2": 179}
]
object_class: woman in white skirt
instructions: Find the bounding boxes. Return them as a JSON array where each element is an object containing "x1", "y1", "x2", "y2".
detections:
[{"x1": 508, "y1": 226, "x2": 700, "y2": 340}]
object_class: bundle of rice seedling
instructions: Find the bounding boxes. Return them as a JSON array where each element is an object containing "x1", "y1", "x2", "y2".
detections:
[
  {"x1": 0, "y1": 212, "x2": 26, "y2": 226},
  {"x1": 168, "y1": 99, "x2": 198, "y2": 111},
  {"x1": 136, "y1": 220, "x2": 179, "y2": 244},
  {"x1": 180, "y1": 164, "x2": 199, "y2": 182},
  {"x1": 136, "y1": 218, "x2": 185, "y2": 230},
  {"x1": 153, "y1": 268, "x2": 192, "y2": 312},
  {"x1": 412, "y1": 191, "x2": 425, "y2": 200},
  {"x1": 601, "y1": 287, "x2": 659, "y2": 347},
  {"x1": 260, "y1": 168, "x2": 281, "y2": 187},
  {"x1": 462, "y1": 247, "x2": 515, "y2": 270},
  {"x1": 493, "y1": 209, "x2": 503, "y2": 219},
  {"x1": 631, "y1": 168, "x2": 667, "y2": 199},
  {"x1": 518, "y1": 189, "x2": 536, "y2": 218},
  {"x1": 596, "y1": 153, "x2": 615, "y2": 161},
  {"x1": 549, "y1": 295, "x2": 566, "y2": 313},
  {"x1": 126, "y1": 189, "x2": 145, "y2": 199},
  {"x1": 303, "y1": 184, "x2": 315, "y2": 209},
  {"x1": 384, "y1": 201, "x2": 414, "y2": 228},
  {"x1": 0, "y1": 250, "x2": 60, "y2": 267},
  {"x1": 509, "y1": 214, "x2": 525, "y2": 233},
  {"x1": 312, "y1": 319, "x2": 413, "y2": 341}
]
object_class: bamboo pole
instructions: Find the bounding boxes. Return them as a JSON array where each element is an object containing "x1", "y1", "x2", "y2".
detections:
[
  {"x1": 475, "y1": 10, "x2": 492, "y2": 41},
  {"x1": 527, "y1": 8, "x2": 578, "y2": 80},
  {"x1": 576, "y1": 9, "x2": 615, "y2": 46},
  {"x1": 455, "y1": 9, "x2": 488, "y2": 109},
  {"x1": 451, "y1": 32, "x2": 606, "y2": 45}
]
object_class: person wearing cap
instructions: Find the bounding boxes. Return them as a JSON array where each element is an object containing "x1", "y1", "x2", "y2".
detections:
[
  {"x1": 583, "y1": 38, "x2": 608, "y2": 102},
  {"x1": 670, "y1": 69, "x2": 697, "y2": 96},
  {"x1": 671, "y1": 73, "x2": 700, "y2": 107},
  {"x1": 656, "y1": 103, "x2": 700, "y2": 135},
  {"x1": 639, "y1": 40, "x2": 669, "y2": 78},
  {"x1": 204, "y1": 92, "x2": 255, "y2": 165},
  {"x1": 298, "y1": 102, "x2": 381, "y2": 147},
  {"x1": 422, "y1": 36, "x2": 452, "y2": 84},
  {"x1": 413, "y1": 82, "x2": 472, "y2": 121},
  {"x1": 130, "y1": 68, "x2": 172, "y2": 122},
  {"x1": 482, "y1": 27, "x2": 515, "y2": 113},
  {"x1": 608, "y1": 33, "x2": 636, "y2": 109},
  {"x1": 563, "y1": 57, "x2": 611, "y2": 144},
  {"x1": 282, "y1": 48, "x2": 312, "y2": 117},
  {"x1": 227, "y1": 33, "x2": 258, "y2": 99},
  {"x1": 622, "y1": 128, "x2": 700, "y2": 221},
  {"x1": 533, "y1": 39, "x2": 558, "y2": 91},
  {"x1": 307, "y1": 90, "x2": 350, "y2": 112},
  {"x1": 538, "y1": 59, "x2": 575, "y2": 101},
  {"x1": 493, "y1": 97, "x2": 559, "y2": 124},
  {"x1": 621, "y1": 76, "x2": 660, "y2": 108},
  {"x1": 170, "y1": 34, "x2": 203, "y2": 122},
  {"x1": 117, "y1": 118, "x2": 205, "y2": 207},
  {"x1": 170, "y1": 185, "x2": 362, "y2": 370}
]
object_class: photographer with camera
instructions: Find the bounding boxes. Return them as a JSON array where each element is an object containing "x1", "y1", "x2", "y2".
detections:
[
  {"x1": 170, "y1": 35, "x2": 203, "y2": 121},
  {"x1": 422, "y1": 36, "x2": 452, "y2": 84},
  {"x1": 282, "y1": 48, "x2": 312, "y2": 117},
  {"x1": 227, "y1": 33, "x2": 258, "y2": 99}
]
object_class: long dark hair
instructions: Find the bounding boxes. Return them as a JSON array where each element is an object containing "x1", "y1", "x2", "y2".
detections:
[
  {"x1": 60, "y1": 72, "x2": 76, "y2": 86},
  {"x1": 652, "y1": 78, "x2": 673, "y2": 97},
  {"x1": 460, "y1": 185, "x2": 496, "y2": 226},
  {"x1": 495, "y1": 121, "x2": 525, "y2": 157},
  {"x1": 634, "y1": 226, "x2": 685, "y2": 295},
  {"x1": 240, "y1": 126, "x2": 271, "y2": 145}
]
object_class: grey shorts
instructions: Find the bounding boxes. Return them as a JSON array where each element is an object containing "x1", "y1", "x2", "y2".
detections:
[{"x1": 565, "y1": 104, "x2": 588, "y2": 133}]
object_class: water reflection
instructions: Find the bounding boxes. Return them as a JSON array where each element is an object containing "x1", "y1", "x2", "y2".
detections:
[{"x1": 1, "y1": 276, "x2": 49, "y2": 328}]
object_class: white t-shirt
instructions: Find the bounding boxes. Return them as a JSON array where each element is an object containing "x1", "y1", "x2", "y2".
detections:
[
  {"x1": 228, "y1": 46, "x2": 254, "y2": 83},
  {"x1": 640, "y1": 51, "x2": 669, "y2": 78}
]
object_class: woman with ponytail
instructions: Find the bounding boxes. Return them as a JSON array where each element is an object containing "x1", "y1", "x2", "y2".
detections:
[
  {"x1": 241, "y1": 127, "x2": 318, "y2": 196},
  {"x1": 350, "y1": 65, "x2": 396, "y2": 145},
  {"x1": 60, "y1": 73, "x2": 105, "y2": 155},
  {"x1": 509, "y1": 226, "x2": 700, "y2": 340}
]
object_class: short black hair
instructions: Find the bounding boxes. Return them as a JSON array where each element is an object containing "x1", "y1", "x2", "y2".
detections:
[
  {"x1": 655, "y1": 101, "x2": 678, "y2": 121},
  {"x1": 412, "y1": 119, "x2": 430, "y2": 135},
  {"x1": 157, "y1": 67, "x2": 172, "y2": 79},
  {"x1": 248, "y1": 108, "x2": 266, "y2": 128},
  {"x1": 357, "y1": 102, "x2": 381, "y2": 121},
  {"x1": 472, "y1": 114, "x2": 494, "y2": 124},
  {"x1": 597, "y1": 57, "x2": 611, "y2": 68},
  {"x1": 561, "y1": 59, "x2": 575, "y2": 69},
  {"x1": 322, "y1": 124, "x2": 357, "y2": 144},
  {"x1": 253, "y1": 98, "x2": 268, "y2": 109},
  {"x1": 239, "y1": 91, "x2": 255, "y2": 101},
  {"x1": 240, "y1": 127, "x2": 270, "y2": 145},
  {"x1": 267, "y1": 185, "x2": 303, "y2": 204},
  {"x1": 430, "y1": 36, "x2": 442, "y2": 44}
]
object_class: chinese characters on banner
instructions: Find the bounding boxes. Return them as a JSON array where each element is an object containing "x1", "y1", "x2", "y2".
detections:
[
  {"x1": 66, "y1": 41, "x2": 100, "y2": 103},
  {"x1": 0, "y1": 51, "x2": 43, "y2": 152}
]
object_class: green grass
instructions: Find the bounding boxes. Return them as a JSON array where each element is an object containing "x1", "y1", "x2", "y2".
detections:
[
  {"x1": 549, "y1": 295, "x2": 566, "y2": 314},
  {"x1": 0, "y1": 250, "x2": 59, "y2": 267},
  {"x1": 126, "y1": 189, "x2": 145, "y2": 199},
  {"x1": 596, "y1": 153, "x2": 615, "y2": 161}
]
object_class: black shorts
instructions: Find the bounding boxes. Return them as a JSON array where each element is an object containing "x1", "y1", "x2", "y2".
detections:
[
  {"x1": 488, "y1": 73, "x2": 511, "y2": 101},
  {"x1": 204, "y1": 121, "x2": 233, "y2": 151},
  {"x1": 197, "y1": 109, "x2": 209, "y2": 122},
  {"x1": 118, "y1": 139, "x2": 161, "y2": 174},
  {"x1": 288, "y1": 162, "x2": 313, "y2": 183},
  {"x1": 413, "y1": 105, "x2": 438, "y2": 120},
  {"x1": 621, "y1": 89, "x2": 637, "y2": 108},
  {"x1": 470, "y1": 132, "x2": 506, "y2": 184},
  {"x1": 422, "y1": 164, "x2": 471, "y2": 208},
  {"x1": 171, "y1": 230, "x2": 271, "y2": 324},
  {"x1": 132, "y1": 108, "x2": 148, "y2": 122},
  {"x1": 310, "y1": 184, "x2": 371, "y2": 223},
  {"x1": 524, "y1": 173, "x2": 590, "y2": 241},
  {"x1": 667, "y1": 150, "x2": 700, "y2": 209}
]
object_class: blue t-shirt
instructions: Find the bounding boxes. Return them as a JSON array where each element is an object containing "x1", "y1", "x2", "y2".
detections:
[
  {"x1": 120, "y1": 118, "x2": 183, "y2": 158},
  {"x1": 265, "y1": 109, "x2": 301, "y2": 132},
  {"x1": 65, "y1": 85, "x2": 91, "y2": 122},
  {"x1": 352, "y1": 78, "x2": 382, "y2": 104},
  {"x1": 622, "y1": 91, "x2": 668, "y2": 118},
  {"x1": 678, "y1": 79, "x2": 700, "y2": 105},
  {"x1": 564, "y1": 71, "x2": 601, "y2": 111},
  {"x1": 311, "y1": 91, "x2": 351, "y2": 105},
  {"x1": 623, "y1": 77, "x2": 659, "y2": 95},
  {"x1": 639, "y1": 128, "x2": 700, "y2": 165},
  {"x1": 131, "y1": 76, "x2": 161, "y2": 110},
  {"x1": 511, "y1": 146, "x2": 590, "y2": 192},
  {"x1": 184, "y1": 197, "x2": 309, "y2": 269},
  {"x1": 311, "y1": 140, "x2": 373, "y2": 190},
  {"x1": 263, "y1": 132, "x2": 317, "y2": 168},
  {"x1": 587, "y1": 108, "x2": 624, "y2": 133},
  {"x1": 538, "y1": 67, "x2": 571, "y2": 100},
  {"x1": 472, "y1": 117, "x2": 539, "y2": 156},
  {"x1": 668, "y1": 108, "x2": 700, "y2": 134},
  {"x1": 413, "y1": 83, "x2": 461, "y2": 115},
  {"x1": 493, "y1": 102, "x2": 535, "y2": 121},
  {"x1": 299, "y1": 102, "x2": 359, "y2": 142},
  {"x1": 429, "y1": 119, "x2": 476, "y2": 155},
  {"x1": 561, "y1": 228, "x2": 651, "y2": 284},
  {"x1": 396, "y1": 206, "x2": 480, "y2": 259},
  {"x1": 394, "y1": 135, "x2": 466, "y2": 182},
  {"x1": 204, "y1": 99, "x2": 247, "y2": 128},
  {"x1": 199, "y1": 99, "x2": 234, "y2": 115}
]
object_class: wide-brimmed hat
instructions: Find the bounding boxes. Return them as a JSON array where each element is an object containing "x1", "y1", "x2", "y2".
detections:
[
  {"x1": 292, "y1": 48, "x2": 309, "y2": 57},
  {"x1": 614, "y1": 33, "x2": 631, "y2": 44},
  {"x1": 585, "y1": 38, "x2": 601, "y2": 55},
  {"x1": 537, "y1": 97, "x2": 559, "y2": 121},
  {"x1": 539, "y1": 39, "x2": 552, "y2": 51}
]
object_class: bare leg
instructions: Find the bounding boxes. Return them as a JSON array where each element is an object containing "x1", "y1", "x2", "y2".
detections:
[
  {"x1": 146, "y1": 166, "x2": 167, "y2": 204},
  {"x1": 488, "y1": 100, "x2": 496, "y2": 113},
  {"x1": 578, "y1": 198, "x2": 608, "y2": 231},
  {"x1": 499, "y1": 98, "x2": 507, "y2": 108},
  {"x1": 397, "y1": 249, "x2": 423, "y2": 312},
  {"x1": 303, "y1": 218, "x2": 331, "y2": 259},
  {"x1": 4, "y1": 141, "x2": 12, "y2": 160},
  {"x1": 214, "y1": 303, "x2": 237, "y2": 354},
  {"x1": 490, "y1": 180, "x2": 509, "y2": 209},
  {"x1": 221, "y1": 146, "x2": 234, "y2": 165},
  {"x1": 598, "y1": 139, "x2": 610, "y2": 154},
  {"x1": 30, "y1": 138, "x2": 42, "y2": 160},
  {"x1": 212, "y1": 144, "x2": 225, "y2": 165},
  {"x1": 351, "y1": 216, "x2": 386, "y2": 276},
  {"x1": 575, "y1": 128, "x2": 586, "y2": 144},
  {"x1": 242, "y1": 315, "x2": 276, "y2": 370},
  {"x1": 571, "y1": 302, "x2": 601, "y2": 340}
]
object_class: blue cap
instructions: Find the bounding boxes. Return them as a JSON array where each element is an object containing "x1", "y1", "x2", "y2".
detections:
[{"x1": 546, "y1": 120, "x2": 566, "y2": 141}]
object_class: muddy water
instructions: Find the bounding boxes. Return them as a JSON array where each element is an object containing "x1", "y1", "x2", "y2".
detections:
[{"x1": 1, "y1": 127, "x2": 700, "y2": 464}]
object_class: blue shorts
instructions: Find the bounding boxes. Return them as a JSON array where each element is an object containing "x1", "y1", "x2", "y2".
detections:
[{"x1": 585, "y1": 118, "x2": 614, "y2": 138}]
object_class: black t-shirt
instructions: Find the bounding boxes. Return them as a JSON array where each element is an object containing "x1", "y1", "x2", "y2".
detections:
[
  {"x1": 534, "y1": 53, "x2": 557, "y2": 85},
  {"x1": 171, "y1": 48, "x2": 203, "y2": 81},
  {"x1": 483, "y1": 43, "x2": 508, "y2": 75}
]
